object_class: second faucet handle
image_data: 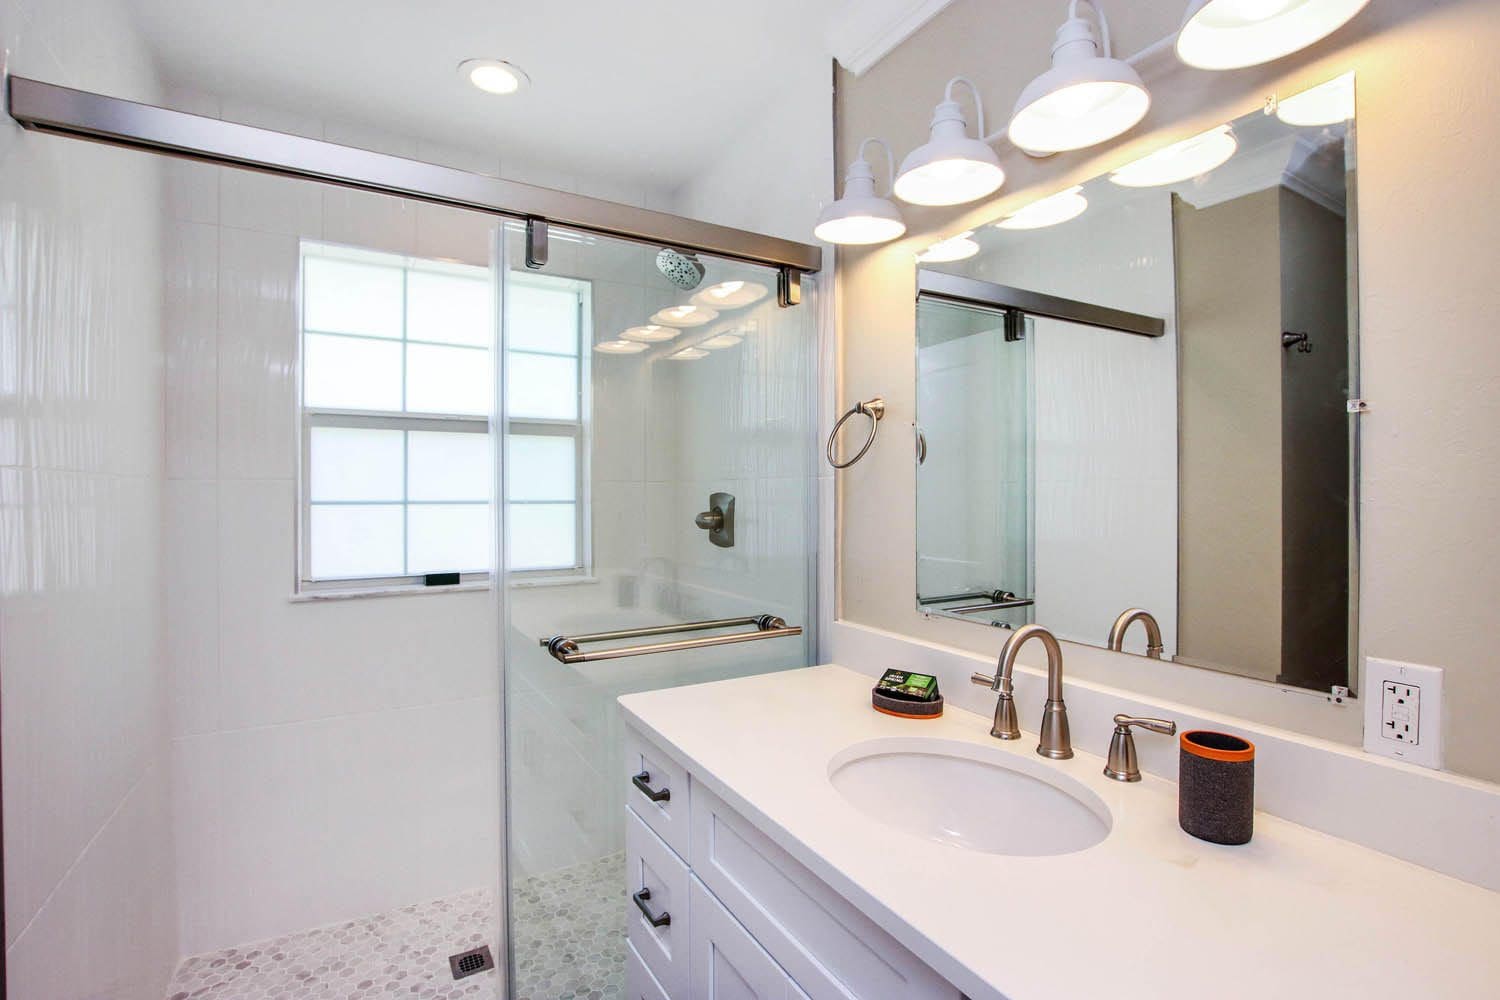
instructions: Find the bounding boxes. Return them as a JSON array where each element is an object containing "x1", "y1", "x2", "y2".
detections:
[
  {"x1": 969, "y1": 672, "x2": 1021, "y2": 740},
  {"x1": 1103, "y1": 714, "x2": 1177, "y2": 783}
]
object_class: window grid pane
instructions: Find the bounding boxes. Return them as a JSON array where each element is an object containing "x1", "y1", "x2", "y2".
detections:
[{"x1": 301, "y1": 246, "x2": 587, "y2": 584}]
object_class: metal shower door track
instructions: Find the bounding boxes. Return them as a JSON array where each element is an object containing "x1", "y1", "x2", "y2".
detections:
[{"x1": 5, "y1": 76, "x2": 823, "y2": 276}]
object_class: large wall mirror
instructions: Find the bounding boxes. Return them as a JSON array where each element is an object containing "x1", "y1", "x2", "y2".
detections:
[{"x1": 914, "y1": 74, "x2": 1359, "y2": 696}]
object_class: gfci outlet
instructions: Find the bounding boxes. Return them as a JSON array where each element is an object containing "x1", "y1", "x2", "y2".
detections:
[{"x1": 1363, "y1": 657, "x2": 1444, "y2": 769}]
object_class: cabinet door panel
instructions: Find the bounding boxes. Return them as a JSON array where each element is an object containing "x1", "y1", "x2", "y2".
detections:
[
  {"x1": 626, "y1": 807, "x2": 691, "y2": 998},
  {"x1": 625, "y1": 726, "x2": 692, "y2": 858},
  {"x1": 689, "y1": 876, "x2": 797, "y2": 1000}
]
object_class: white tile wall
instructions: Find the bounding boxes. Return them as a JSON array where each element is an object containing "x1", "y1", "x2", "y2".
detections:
[{"x1": 1, "y1": 1, "x2": 178, "y2": 995}]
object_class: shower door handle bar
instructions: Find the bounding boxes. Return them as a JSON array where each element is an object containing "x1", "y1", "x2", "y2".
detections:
[{"x1": 541, "y1": 615, "x2": 802, "y2": 663}]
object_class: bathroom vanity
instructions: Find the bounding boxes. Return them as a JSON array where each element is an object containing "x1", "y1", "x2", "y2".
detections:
[{"x1": 619, "y1": 665, "x2": 1500, "y2": 1000}]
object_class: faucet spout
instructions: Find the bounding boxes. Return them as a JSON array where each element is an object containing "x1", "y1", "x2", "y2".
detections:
[
  {"x1": 998, "y1": 624, "x2": 1072, "y2": 760},
  {"x1": 1108, "y1": 608, "x2": 1164, "y2": 659}
]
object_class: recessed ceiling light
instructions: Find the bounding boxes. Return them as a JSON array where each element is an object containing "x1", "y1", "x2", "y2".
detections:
[
  {"x1": 1109, "y1": 125, "x2": 1238, "y2": 187},
  {"x1": 997, "y1": 187, "x2": 1089, "y2": 230},
  {"x1": 916, "y1": 232, "x2": 981, "y2": 263},
  {"x1": 619, "y1": 324, "x2": 678, "y2": 343},
  {"x1": 690, "y1": 281, "x2": 769, "y2": 309},
  {"x1": 1275, "y1": 73, "x2": 1355, "y2": 127},
  {"x1": 459, "y1": 59, "x2": 530, "y2": 96},
  {"x1": 594, "y1": 340, "x2": 647, "y2": 354},
  {"x1": 668, "y1": 348, "x2": 709, "y2": 361},
  {"x1": 699, "y1": 334, "x2": 744, "y2": 350},
  {"x1": 651, "y1": 304, "x2": 719, "y2": 328}
]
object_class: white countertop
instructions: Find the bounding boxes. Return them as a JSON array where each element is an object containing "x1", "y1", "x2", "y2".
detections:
[{"x1": 618, "y1": 664, "x2": 1500, "y2": 1000}]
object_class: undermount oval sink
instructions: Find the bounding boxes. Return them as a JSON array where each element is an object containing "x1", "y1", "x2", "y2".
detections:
[{"x1": 828, "y1": 737, "x2": 1112, "y2": 857}]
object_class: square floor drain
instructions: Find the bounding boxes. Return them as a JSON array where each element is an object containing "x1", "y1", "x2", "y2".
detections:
[{"x1": 449, "y1": 944, "x2": 495, "y2": 980}]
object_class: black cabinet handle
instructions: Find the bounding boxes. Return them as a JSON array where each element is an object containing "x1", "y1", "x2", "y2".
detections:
[
  {"x1": 632, "y1": 888, "x2": 671, "y2": 928},
  {"x1": 632, "y1": 771, "x2": 670, "y2": 803}
]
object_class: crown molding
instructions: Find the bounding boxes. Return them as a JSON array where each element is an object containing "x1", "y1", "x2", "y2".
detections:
[{"x1": 827, "y1": 0, "x2": 957, "y2": 77}]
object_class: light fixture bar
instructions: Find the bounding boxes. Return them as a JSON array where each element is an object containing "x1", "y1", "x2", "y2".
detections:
[
  {"x1": 917, "y1": 270, "x2": 1164, "y2": 338},
  {"x1": 7, "y1": 76, "x2": 822, "y2": 274}
]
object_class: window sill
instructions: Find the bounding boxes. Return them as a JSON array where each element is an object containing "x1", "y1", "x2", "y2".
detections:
[
  {"x1": 288, "y1": 581, "x2": 493, "y2": 603},
  {"x1": 508, "y1": 574, "x2": 600, "y2": 590}
]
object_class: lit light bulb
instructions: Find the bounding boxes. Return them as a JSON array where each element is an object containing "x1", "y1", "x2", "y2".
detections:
[
  {"x1": 594, "y1": 340, "x2": 647, "y2": 355},
  {"x1": 1275, "y1": 73, "x2": 1355, "y2": 127},
  {"x1": 916, "y1": 232, "x2": 981, "y2": 264},
  {"x1": 997, "y1": 187, "x2": 1089, "y2": 230},
  {"x1": 1176, "y1": 0, "x2": 1371, "y2": 71},
  {"x1": 1109, "y1": 125, "x2": 1238, "y2": 187},
  {"x1": 620, "y1": 325, "x2": 678, "y2": 343}
]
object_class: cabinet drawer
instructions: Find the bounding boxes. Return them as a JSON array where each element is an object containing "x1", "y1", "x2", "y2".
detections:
[
  {"x1": 626, "y1": 940, "x2": 672, "y2": 1000},
  {"x1": 626, "y1": 806, "x2": 691, "y2": 999},
  {"x1": 625, "y1": 726, "x2": 691, "y2": 859},
  {"x1": 691, "y1": 783, "x2": 960, "y2": 1000},
  {"x1": 689, "y1": 875, "x2": 801, "y2": 1000}
]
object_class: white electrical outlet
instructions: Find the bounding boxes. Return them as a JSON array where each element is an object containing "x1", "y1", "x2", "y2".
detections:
[{"x1": 1363, "y1": 657, "x2": 1444, "y2": 769}]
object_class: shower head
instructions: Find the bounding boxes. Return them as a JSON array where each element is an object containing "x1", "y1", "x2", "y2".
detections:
[{"x1": 656, "y1": 248, "x2": 705, "y2": 290}]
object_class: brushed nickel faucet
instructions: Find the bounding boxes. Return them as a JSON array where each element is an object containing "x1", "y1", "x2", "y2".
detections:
[
  {"x1": 969, "y1": 623, "x2": 1073, "y2": 759},
  {"x1": 1108, "y1": 608, "x2": 1164, "y2": 659},
  {"x1": 1103, "y1": 714, "x2": 1177, "y2": 782}
]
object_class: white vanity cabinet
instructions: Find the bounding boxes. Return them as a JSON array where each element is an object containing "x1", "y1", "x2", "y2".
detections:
[{"x1": 624, "y1": 726, "x2": 962, "y2": 1000}]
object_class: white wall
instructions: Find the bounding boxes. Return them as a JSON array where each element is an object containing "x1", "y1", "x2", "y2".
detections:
[
  {"x1": 0, "y1": 0, "x2": 178, "y2": 996},
  {"x1": 160, "y1": 96, "x2": 508, "y2": 956}
]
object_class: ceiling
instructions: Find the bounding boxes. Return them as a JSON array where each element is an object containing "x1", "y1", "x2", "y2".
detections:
[{"x1": 126, "y1": 0, "x2": 836, "y2": 194}]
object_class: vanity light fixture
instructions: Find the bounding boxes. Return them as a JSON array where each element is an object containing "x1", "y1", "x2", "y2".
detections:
[
  {"x1": 651, "y1": 304, "x2": 719, "y2": 327},
  {"x1": 458, "y1": 59, "x2": 530, "y2": 95},
  {"x1": 997, "y1": 186, "x2": 1089, "y2": 230},
  {"x1": 1274, "y1": 72, "x2": 1355, "y2": 126},
  {"x1": 916, "y1": 231, "x2": 981, "y2": 263},
  {"x1": 699, "y1": 333, "x2": 744, "y2": 350},
  {"x1": 1176, "y1": 0, "x2": 1370, "y2": 70},
  {"x1": 594, "y1": 339, "x2": 648, "y2": 355},
  {"x1": 619, "y1": 324, "x2": 678, "y2": 343},
  {"x1": 690, "y1": 280, "x2": 769, "y2": 309},
  {"x1": 668, "y1": 347, "x2": 709, "y2": 360},
  {"x1": 893, "y1": 78, "x2": 1006, "y2": 207},
  {"x1": 1008, "y1": 1, "x2": 1151, "y2": 155},
  {"x1": 1108, "y1": 124, "x2": 1238, "y2": 187},
  {"x1": 814, "y1": 138, "x2": 907, "y2": 245}
]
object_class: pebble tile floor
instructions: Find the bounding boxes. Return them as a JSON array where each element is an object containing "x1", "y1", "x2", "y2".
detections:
[
  {"x1": 511, "y1": 851, "x2": 627, "y2": 1000},
  {"x1": 163, "y1": 853, "x2": 625, "y2": 1000}
]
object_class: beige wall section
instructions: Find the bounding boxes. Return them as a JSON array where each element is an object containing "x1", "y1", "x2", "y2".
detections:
[
  {"x1": 834, "y1": 0, "x2": 1500, "y2": 782},
  {"x1": 1175, "y1": 189, "x2": 1283, "y2": 680}
]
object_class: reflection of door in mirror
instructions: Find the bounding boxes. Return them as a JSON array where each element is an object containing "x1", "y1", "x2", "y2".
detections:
[
  {"x1": 915, "y1": 297, "x2": 1034, "y2": 629},
  {"x1": 1175, "y1": 180, "x2": 1351, "y2": 691}
]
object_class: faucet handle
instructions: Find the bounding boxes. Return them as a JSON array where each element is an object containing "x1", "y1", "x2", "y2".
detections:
[
  {"x1": 971, "y1": 671, "x2": 996, "y2": 688},
  {"x1": 1103, "y1": 714, "x2": 1177, "y2": 783},
  {"x1": 970, "y1": 673, "x2": 1020, "y2": 739}
]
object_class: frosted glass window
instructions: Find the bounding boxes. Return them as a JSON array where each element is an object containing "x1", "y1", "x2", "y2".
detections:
[
  {"x1": 507, "y1": 503, "x2": 577, "y2": 571},
  {"x1": 303, "y1": 334, "x2": 404, "y2": 410},
  {"x1": 407, "y1": 343, "x2": 492, "y2": 415},
  {"x1": 506, "y1": 353, "x2": 578, "y2": 420},
  {"x1": 408, "y1": 431, "x2": 492, "y2": 502},
  {"x1": 310, "y1": 505, "x2": 404, "y2": 578},
  {"x1": 507, "y1": 436, "x2": 575, "y2": 502},
  {"x1": 407, "y1": 270, "x2": 492, "y2": 347},
  {"x1": 408, "y1": 503, "x2": 492, "y2": 574},
  {"x1": 507, "y1": 282, "x2": 580, "y2": 355},
  {"x1": 310, "y1": 427, "x2": 404, "y2": 501},
  {"x1": 304, "y1": 257, "x2": 403, "y2": 338}
]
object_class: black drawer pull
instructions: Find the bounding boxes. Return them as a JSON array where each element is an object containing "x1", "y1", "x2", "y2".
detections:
[
  {"x1": 632, "y1": 888, "x2": 671, "y2": 928},
  {"x1": 632, "y1": 771, "x2": 670, "y2": 803}
]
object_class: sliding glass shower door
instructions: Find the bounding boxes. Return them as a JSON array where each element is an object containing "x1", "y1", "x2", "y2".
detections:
[{"x1": 497, "y1": 228, "x2": 818, "y2": 999}]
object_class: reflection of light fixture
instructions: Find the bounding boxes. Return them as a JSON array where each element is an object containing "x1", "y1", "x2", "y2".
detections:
[
  {"x1": 620, "y1": 324, "x2": 678, "y2": 343},
  {"x1": 1009, "y1": 1, "x2": 1150, "y2": 154},
  {"x1": 894, "y1": 77, "x2": 1005, "y2": 207},
  {"x1": 1176, "y1": 0, "x2": 1370, "y2": 70},
  {"x1": 690, "y1": 280, "x2": 769, "y2": 309},
  {"x1": 916, "y1": 232, "x2": 981, "y2": 263},
  {"x1": 651, "y1": 304, "x2": 718, "y2": 327},
  {"x1": 814, "y1": 138, "x2": 907, "y2": 245},
  {"x1": 997, "y1": 187, "x2": 1089, "y2": 230},
  {"x1": 594, "y1": 340, "x2": 647, "y2": 354},
  {"x1": 699, "y1": 334, "x2": 743, "y2": 350},
  {"x1": 1109, "y1": 125, "x2": 1238, "y2": 187},
  {"x1": 668, "y1": 348, "x2": 708, "y2": 360},
  {"x1": 1275, "y1": 73, "x2": 1355, "y2": 126},
  {"x1": 458, "y1": 59, "x2": 530, "y2": 95}
]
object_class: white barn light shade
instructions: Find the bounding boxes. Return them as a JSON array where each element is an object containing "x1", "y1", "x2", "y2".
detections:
[{"x1": 1176, "y1": 0, "x2": 1372, "y2": 71}]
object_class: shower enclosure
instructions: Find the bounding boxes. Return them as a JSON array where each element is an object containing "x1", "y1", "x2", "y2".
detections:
[
  {"x1": 498, "y1": 230, "x2": 819, "y2": 998},
  {"x1": 4, "y1": 78, "x2": 821, "y2": 1000}
]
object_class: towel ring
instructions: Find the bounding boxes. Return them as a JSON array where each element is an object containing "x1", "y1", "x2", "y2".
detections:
[{"x1": 826, "y1": 397, "x2": 886, "y2": 469}]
